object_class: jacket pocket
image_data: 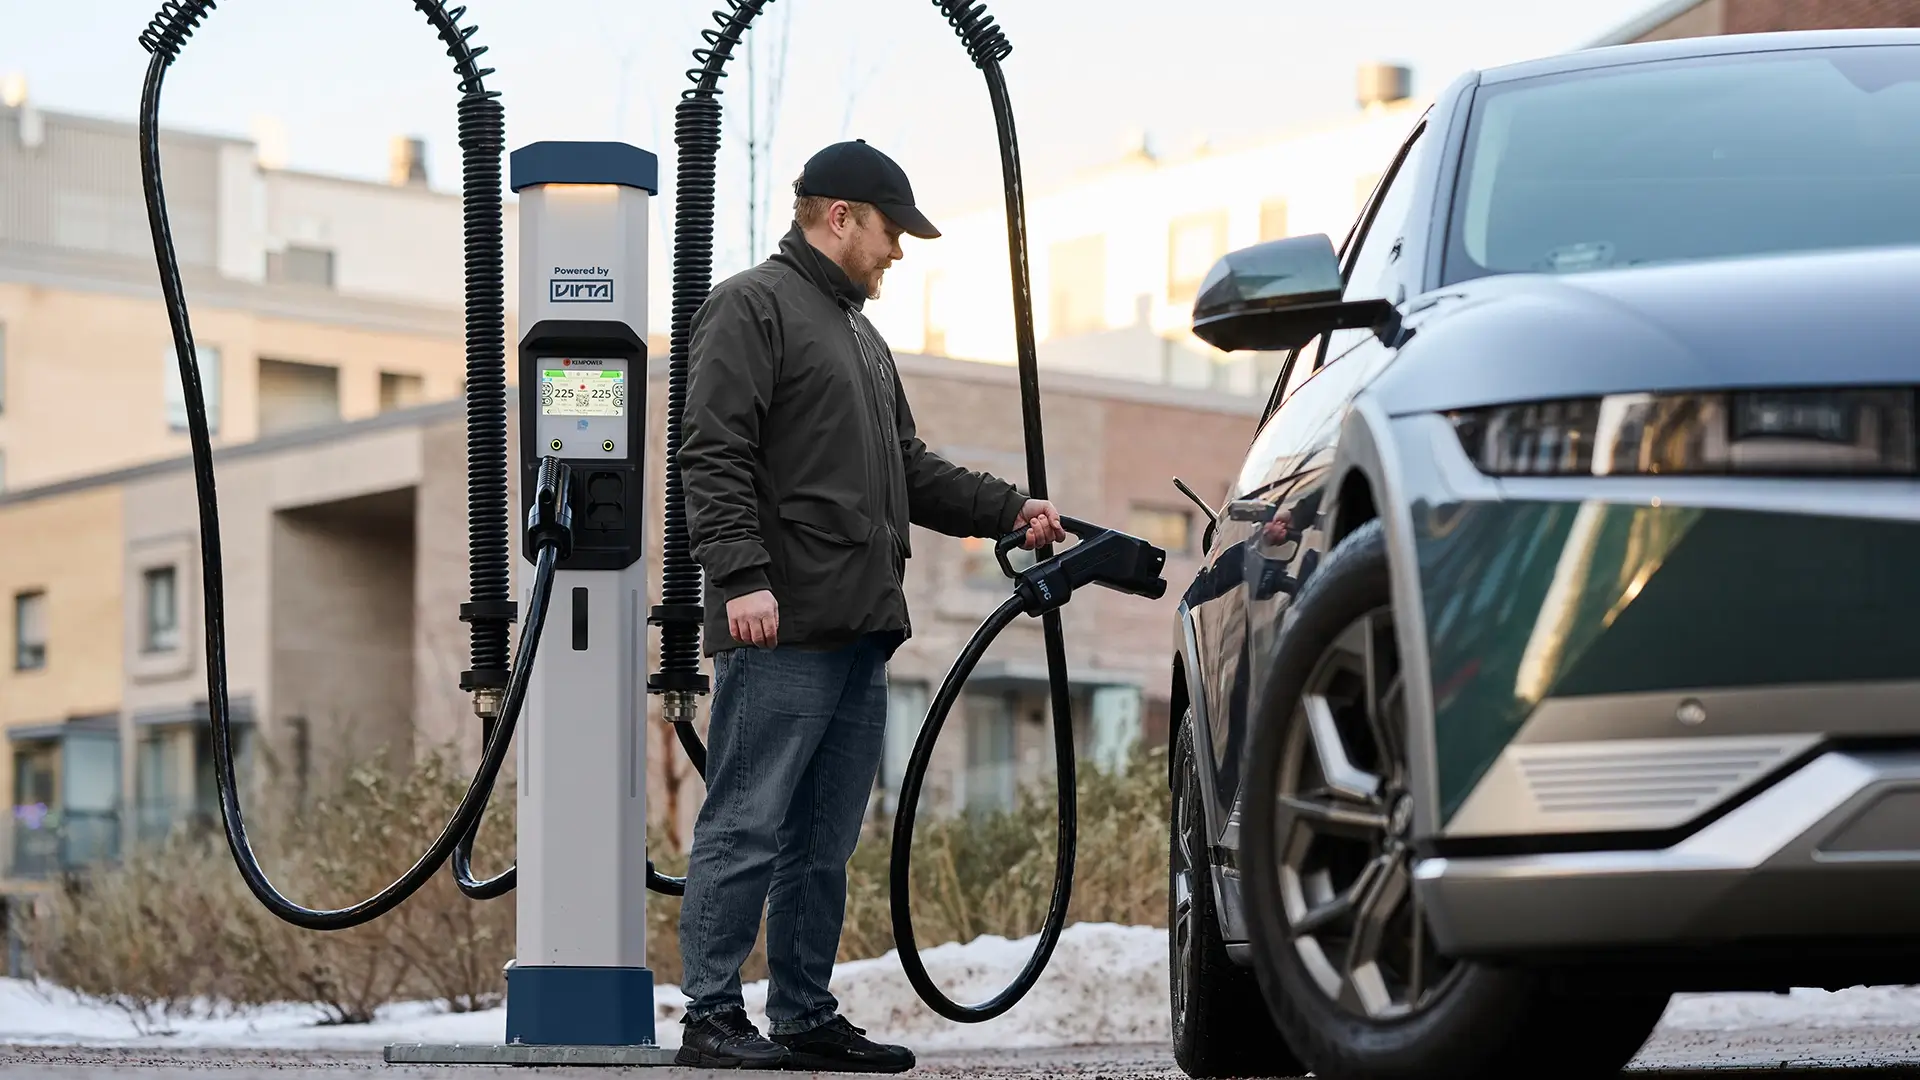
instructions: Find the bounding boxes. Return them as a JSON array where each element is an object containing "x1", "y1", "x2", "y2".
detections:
[
  {"x1": 771, "y1": 496, "x2": 894, "y2": 641},
  {"x1": 776, "y1": 496, "x2": 873, "y2": 547}
]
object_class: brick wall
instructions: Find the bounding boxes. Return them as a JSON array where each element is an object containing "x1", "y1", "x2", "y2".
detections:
[
  {"x1": 1725, "y1": 0, "x2": 1920, "y2": 32},
  {"x1": 269, "y1": 492, "x2": 418, "y2": 785}
]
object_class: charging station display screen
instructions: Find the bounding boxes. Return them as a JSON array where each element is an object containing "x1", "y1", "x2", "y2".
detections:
[{"x1": 540, "y1": 366, "x2": 625, "y2": 417}]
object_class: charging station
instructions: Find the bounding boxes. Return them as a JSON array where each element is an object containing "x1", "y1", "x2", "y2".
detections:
[
  {"x1": 140, "y1": 2, "x2": 1171, "y2": 1067},
  {"x1": 389, "y1": 141, "x2": 674, "y2": 1066}
]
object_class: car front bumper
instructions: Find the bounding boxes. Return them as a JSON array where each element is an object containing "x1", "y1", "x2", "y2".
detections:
[{"x1": 1415, "y1": 747, "x2": 1920, "y2": 957}]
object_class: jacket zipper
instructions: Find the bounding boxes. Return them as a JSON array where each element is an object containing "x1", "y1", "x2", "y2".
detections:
[{"x1": 847, "y1": 311, "x2": 904, "y2": 564}]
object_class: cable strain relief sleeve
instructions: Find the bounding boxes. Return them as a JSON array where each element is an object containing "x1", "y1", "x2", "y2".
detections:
[
  {"x1": 460, "y1": 600, "x2": 519, "y2": 624},
  {"x1": 648, "y1": 603, "x2": 705, "y2": 626},
  {"x1": 460, "y1": 668, "x2": 510, "y2": 692},
  {"x1": 647, "y1": 670, "x2": 711, "y2": 695}
]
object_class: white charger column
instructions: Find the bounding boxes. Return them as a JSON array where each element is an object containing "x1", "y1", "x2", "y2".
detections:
[{"x1": 505, "y1": 140, "x2": 657, "y2": 1049}]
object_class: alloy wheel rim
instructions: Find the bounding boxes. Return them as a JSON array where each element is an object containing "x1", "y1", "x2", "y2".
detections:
[
  {"x1": 1273, "y1": 606, "x2": 1456, "y2": 1020},
  {"x1": 1171, "y1": 747, "x2": 1198, "y2": 1024}
]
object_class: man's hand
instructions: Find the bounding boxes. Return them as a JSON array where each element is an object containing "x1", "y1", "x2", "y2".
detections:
[
  {"x1": 1014, "y1": 499, "x2": 1069, "y2": 550},
  {"x1": 727, "y1": 590, "x2": 780, "y2": 648}
]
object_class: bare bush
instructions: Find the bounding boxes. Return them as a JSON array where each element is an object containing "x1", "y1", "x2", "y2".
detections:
[
  {"x1": 649, "y1": 744, "x2": 1169, "y2": 987},
  {"x1": 217, "y1": 747, "x2": 514, "y2": 1022},
  {"x1": 841, "y1": 743, "x2": 1170, "y2": 962},
  {"x1": 30, "y1": 741, "x2": 516, "y2": 1026},
  {"x1": 27, "y1": 837, "x2": 248, "y2": 1034},
  {"x1": 32, "y1": 739, "x2": 1166, "y2": 1024},
  {"x1": 384, "y1": 757, "x2": 516, "y2": 1013}
]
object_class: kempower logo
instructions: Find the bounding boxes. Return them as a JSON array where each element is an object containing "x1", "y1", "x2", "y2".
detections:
[{"x1": 550, "y1": 266, "x2": 613, "y2": 303}]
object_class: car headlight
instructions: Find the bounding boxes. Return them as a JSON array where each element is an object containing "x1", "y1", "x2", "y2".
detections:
[{"x1": 1447, "y1": 389, "x2": 1918, "y2": 477}]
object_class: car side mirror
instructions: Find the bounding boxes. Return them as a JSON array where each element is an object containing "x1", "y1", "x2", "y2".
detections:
[{"x1": 1191, "y1": 234, "x2": 1401, "y2": 352}]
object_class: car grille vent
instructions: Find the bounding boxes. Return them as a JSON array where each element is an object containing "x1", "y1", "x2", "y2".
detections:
[{"x1": 1514, "y1": 737, "x2": 1802, "y2": 817}]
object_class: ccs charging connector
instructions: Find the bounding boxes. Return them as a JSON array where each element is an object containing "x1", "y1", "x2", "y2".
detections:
[
  {"x1": 526, "y1": 458, "x2": 575, "y2": 560},
  {"x1": 995, "y1": 517, "x2": 1168, "y2": 616}
]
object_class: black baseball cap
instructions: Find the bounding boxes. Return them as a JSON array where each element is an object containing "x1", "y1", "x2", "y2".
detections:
[{"x1": 797, "y1": 139, "x2": 941, "y2": 239}]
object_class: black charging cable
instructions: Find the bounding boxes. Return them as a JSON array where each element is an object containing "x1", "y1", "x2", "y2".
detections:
[
  {"x1": 138, "y1": 0, "x2": 553, "y2": 930},
  {"x1": 888, "y1": 520, "x2": 1166, "y2": 1021}
]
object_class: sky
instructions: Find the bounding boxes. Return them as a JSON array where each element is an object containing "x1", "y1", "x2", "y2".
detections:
[{"x1": 0, "y1": 0, "x2": 1653, "y2": 278}]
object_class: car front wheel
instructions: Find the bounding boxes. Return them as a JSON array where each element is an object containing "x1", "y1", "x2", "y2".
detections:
[{"x1": 1241, "y1": 519, "x2": 1670, "y2": 1080}]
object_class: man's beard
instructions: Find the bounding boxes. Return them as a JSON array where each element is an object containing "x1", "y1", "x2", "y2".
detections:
[{"x1": 848, "y1": 250, "x2": 889, "y2": 299}]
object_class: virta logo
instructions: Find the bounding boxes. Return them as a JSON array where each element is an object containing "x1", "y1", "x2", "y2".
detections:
[{"x1": 551, "y1": 279, "x2": 613, "y2": 303}]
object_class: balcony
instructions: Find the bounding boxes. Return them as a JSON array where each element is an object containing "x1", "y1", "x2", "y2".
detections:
[
  {"x1": 133, "y1": 799, "x2": 216, "y2": 846},
  {"x1": 5, "y1": 806, "x2": 121, "y2": 880}
]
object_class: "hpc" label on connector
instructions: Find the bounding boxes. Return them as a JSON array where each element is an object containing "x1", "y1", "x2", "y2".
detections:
[{"x1": 550, "y1": 279, "x2": 614, "y2": 303}]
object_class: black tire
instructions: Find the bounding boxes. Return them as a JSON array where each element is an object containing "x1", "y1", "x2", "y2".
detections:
[
  {"x1": 1170, "y1": 717, "x2": 1305, "y2": 1079},
  {"x1": 1241, "y1": 520, "x2": 1670, "y2": 1080}
]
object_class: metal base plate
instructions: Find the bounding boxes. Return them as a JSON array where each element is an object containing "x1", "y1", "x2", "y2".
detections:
[{"x1": 384, "y1": 1043, "x2": 679, "y2": 1066}]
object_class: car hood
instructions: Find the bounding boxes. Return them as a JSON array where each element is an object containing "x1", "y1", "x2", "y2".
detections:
[{"x1": 1372, "y1": 244, "x2": 1920, "y2": 417}]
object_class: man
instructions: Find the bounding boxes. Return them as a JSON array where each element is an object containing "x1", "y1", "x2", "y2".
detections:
[{"x1": 676, "y1": 140, "x2": 1067, "y2": 1072}]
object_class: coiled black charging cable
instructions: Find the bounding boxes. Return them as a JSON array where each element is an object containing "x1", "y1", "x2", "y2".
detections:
[
  {"x1": 138, "y1": 0, "x2": 553, "y2": 929},
  {"x1": 658, "y1": 0, "x2": 1128, "y2": 1022}
]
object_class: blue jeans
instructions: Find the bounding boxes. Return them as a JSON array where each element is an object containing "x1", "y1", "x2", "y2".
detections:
[{"x1": 678, "y1": 631, "x2": 898, "y2": 1034}]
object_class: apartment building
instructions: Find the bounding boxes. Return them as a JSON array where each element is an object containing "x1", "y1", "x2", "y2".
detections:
[{"x1": 0, "y1": 91, "x2": 528, "y2": 494}]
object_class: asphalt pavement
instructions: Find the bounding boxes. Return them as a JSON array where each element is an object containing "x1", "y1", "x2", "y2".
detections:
[{"x1": 7, "y1": 1025, "x2": 1920, "y2": 1079}]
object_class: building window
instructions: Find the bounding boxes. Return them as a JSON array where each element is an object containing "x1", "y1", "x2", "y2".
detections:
[
  {"x1": 13, "y1": 590, "x2": 46, "y2": 671},
  {"x1": 165, "y1": 344, "x2": 222, "y2": 435},
  {"x1": 268, "y1": 244, "x2": 336, "y2": 289},
  {"x1": 1167, "y1": 211, "x2": 1228, "y2": 306},
  {"x1": 379, "y1": 371, "x2": 425, "y2": 413},
  {"x1": 879, "y1": 680, "x2": 930, "y2": 814},
  {"x1": 12, "y1": 741, "x2": 56, "y2": 814},
  {"x1": 964, "y1": 693, "x2": 1016, "y2": 816},
  {"x1": 62, "y1": 731, "x2": 123, "y2": 868},
  {"x1": 142, "y1": 566, "x2": 179, "y2": 653},
  {"x1": 136, "y1": 730, "x2": 177, "y2": 841},
  {"x1": 1129, "y1": 504, "x2": 1194, "y2": 557},
  {"x1": 258, "y1": 358, "x2": 341, "y2": 436},
  {"x1": 1259, "y1": 199, "x2": 1290, "y2": 242},
  {"x1": 1090, "y1": 685, "x2": 1143, "y2": 774},
  {"x1": 1048, "y1": 234, "x2": 1107, "y2": 337}
]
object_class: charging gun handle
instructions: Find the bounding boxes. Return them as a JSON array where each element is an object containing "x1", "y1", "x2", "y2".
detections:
[{"x1": 993, "y1": 515, "x2": 1098, "y2": 579}]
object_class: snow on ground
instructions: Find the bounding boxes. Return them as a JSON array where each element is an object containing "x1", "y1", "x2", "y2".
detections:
[
  {"x1": 1661, "y1": 985, "x2": 1920, "y2": 1032},
  {"x1": 0, "y1": 923, "x2": 1166, "y2": 1052},
  {"x1": 4, "y1": 922, "x2": 1919, "y2": 1052}
]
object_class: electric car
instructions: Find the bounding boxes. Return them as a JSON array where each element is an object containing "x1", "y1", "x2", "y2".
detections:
[{"x1": 1166, "y1": 29, "x2": 1920, "y2": 1080}]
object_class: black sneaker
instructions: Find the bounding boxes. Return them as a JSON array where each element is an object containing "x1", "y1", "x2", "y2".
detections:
[
  {"x1": 771, "y1": 1015, "x2": 915, "y2": 1073},
  {"x1": 676, "y1": 1008, "x2": 791, "y2": 1070}
]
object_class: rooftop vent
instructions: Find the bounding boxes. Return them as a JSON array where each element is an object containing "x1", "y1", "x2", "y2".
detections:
[
  {"x1": 389, "y1": 135, "x2": 428, "y2": 187},
  {"x1": 1357, "y1": 63, "x2": 1413, "y2": 109}
]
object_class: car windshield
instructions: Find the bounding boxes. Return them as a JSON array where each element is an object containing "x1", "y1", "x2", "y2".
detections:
[{"x1": 1444, "y1": 44, "x2": 1920, "y2": 283}]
